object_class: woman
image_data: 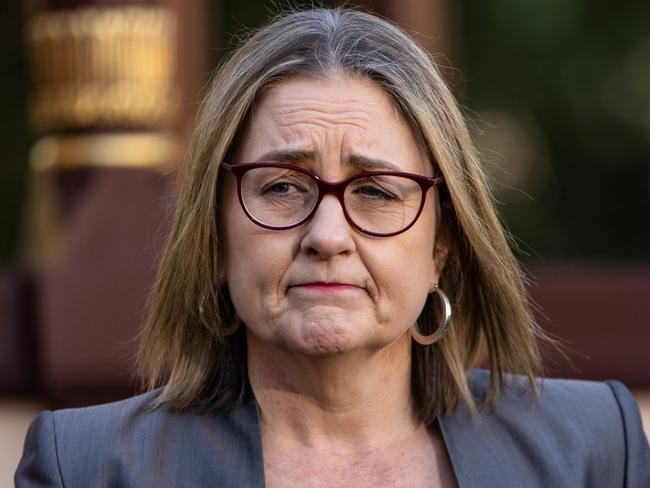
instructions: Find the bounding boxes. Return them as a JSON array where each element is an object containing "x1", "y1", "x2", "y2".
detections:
[{"x1": 16, "y1": 8, "x2": 649, "y2": 487}]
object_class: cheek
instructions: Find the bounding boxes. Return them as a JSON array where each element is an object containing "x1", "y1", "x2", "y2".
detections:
[
  {"x1": 366, "y1": 214, "x2": 436, "y2": 324},
  {"x1": 221, "y1": 200, "x2": 296, "y2": 326},
  {"x1": 221, "y1": 185, "x2": 263, "y2": 313},
  {"x1": 221, "y1": 180, "x2": 265, "y2": 284},
  {"x1": 401, "y1": 205, "x2": 436, "y2": 281},
  {"x1": 224, "y1": 234, "x2": 277, "y2": 328},
  {"x1": 224, "y1": 219, "x2": 271, "y2": 292}
]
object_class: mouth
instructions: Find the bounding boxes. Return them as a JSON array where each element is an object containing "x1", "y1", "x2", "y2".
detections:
[{"x1": 291, "y1": 282, "x2": 362, "y2": 292}]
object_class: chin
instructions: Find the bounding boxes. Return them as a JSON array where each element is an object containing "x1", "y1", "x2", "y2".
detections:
[{"x1": 291, "y1": 316, "x2": 361, "y2": 356}]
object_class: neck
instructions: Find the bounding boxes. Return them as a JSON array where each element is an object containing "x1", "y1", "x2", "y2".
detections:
[{"x1": 247, "y1": 331, "x2": 419, "y2": 453}]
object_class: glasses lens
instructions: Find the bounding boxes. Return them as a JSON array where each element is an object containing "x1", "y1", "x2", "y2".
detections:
[
  {"x1": 344, "y1": 174, "x2": 423, "y2": 234},
  {"x1": 240, "y1": 166, "x2": 318, "y2": 227}
]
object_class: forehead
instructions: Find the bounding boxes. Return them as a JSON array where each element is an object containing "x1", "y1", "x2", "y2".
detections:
[
  {"x1": 260, "y1": 75, "x2": 399, "y2": 121},
  {"x1": 235, "y1": 76, "x2": 431, "y2": 175}
]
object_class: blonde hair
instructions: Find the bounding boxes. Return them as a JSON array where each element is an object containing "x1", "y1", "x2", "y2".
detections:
[{"x1": 137, "y1": 7, "x2": 546, "y2": 422}]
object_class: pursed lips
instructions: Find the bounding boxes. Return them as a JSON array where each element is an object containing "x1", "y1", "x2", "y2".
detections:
[{"x1": 289, "y1": 281, "x2": 365, "y2": 292}]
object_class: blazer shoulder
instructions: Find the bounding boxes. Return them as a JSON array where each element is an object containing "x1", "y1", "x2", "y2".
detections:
[
  {"x1": 605, "y1": 380, "x2": 650, "y2": 487},
  {"x1": 443, "y1": 370, "x2": 649, "y2": 487},
  {"x1": 16, "y1": 390, "x2": 165, "y2": 487},
  {"x1": 469, "y1": 369, "x2": 635, "y2": 442},
  {"x1": 17, "y1": 390, "x2": 265, "y2": 487},
  {"x1": 469, "y1": 368, "x2": 617, "y2": 403},
  {"x1": 52, "y1": 388, "x2": 163, "y2": 434},
  {"x1": 15, "y1": 410, "x2": 63, "y2": 487}
]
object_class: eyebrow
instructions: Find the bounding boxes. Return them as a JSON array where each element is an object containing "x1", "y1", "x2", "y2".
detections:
[
  {"x1": 347, "y1": 154, "x2": 401, "y2": 172},
  {"x1": 254, "y1": 149, "x2": 402, "y2": 172},
  {"x1": 256, "y1": 149, "x2": 314, "y2": 164}
]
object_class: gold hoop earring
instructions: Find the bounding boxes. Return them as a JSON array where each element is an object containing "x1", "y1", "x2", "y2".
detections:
[{"x1": 410, "y1": 285, "x2": 451, "y2": 345}]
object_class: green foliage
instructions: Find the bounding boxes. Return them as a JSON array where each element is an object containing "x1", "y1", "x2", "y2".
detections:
[
  {"x1": 0, "y1": 2, "x2": 32, "y2": 264},
  {"x1": 457, "y1": 0, "x2": 650, "y2": 260}
]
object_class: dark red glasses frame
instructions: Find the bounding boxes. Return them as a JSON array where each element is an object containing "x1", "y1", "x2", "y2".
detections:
[{"x1": 222, "y1": 162, "x2": 445, "y2": 237}]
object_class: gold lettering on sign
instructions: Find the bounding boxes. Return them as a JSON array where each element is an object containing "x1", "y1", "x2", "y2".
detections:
[{"x1": 27, "y1": 6, "x2": 178, "y2": 131}]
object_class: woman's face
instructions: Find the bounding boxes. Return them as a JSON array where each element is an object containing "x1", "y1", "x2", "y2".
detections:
[{"x1": 221, "y1": 76, "x2": 446, "y2": 356}]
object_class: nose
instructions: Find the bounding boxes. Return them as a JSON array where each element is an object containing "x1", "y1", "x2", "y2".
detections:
[{"x1": 299, "y1": 195, "x2": 356, "y2": 259}]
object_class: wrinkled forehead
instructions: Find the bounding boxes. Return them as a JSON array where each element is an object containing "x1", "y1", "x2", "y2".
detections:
[{"x1": 230, "y1": 75, "x2": 434, "y2": 175}]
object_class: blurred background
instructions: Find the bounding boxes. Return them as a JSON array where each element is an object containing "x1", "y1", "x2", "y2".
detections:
[{"x1": 1, "y1": 0, "x2": 648, "y2": 481}]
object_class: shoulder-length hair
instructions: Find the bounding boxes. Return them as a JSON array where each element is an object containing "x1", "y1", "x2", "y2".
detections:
[{"x1": 137, "y1": 7, "x2": 546, "y2": 422}]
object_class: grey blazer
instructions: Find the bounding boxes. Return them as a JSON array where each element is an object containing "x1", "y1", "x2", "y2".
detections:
[{"x1": 15, "y1": 370, "x2": 650, "y2": 487}]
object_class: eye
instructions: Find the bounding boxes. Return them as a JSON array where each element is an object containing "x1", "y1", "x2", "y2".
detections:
[
  {"x1": 261, "y1": 180, "x2": 308, "y2": 195},
  {"x1": 264, "y1": 182, "x2": 293, "y2": 194},
  {"x1": 355, "y1": 185, "x2": 397, "y2": 200}
]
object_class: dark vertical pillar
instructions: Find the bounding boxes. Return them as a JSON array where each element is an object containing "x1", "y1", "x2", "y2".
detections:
[{"x1": 23, "y1": 0, "x2": 208, "y2": 406}]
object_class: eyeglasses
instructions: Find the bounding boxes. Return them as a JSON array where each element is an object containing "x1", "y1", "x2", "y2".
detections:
[{"x1": 222, "y1": 162, "x2": 445, "y2": 237}]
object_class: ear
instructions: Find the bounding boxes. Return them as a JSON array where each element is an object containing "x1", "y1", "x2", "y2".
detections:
[{"x1": 429, "y1": 240, "x2": 448, "y2": 293}]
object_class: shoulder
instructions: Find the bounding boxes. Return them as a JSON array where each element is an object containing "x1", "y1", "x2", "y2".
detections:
[
  {"x1": 440, "y1": 369, "x2": 650, "y2": 488},
  {"x1": 15, "y1": 390, "x2": 265, "y2": 487},
  {"x1": 469, "y1": 368, "x2": 625, "y2": 423},
  {"x1": 49, "y1": 388, "x2": 165, "y2": 438},
  {"x1": 469, "y1": 369, "x2": 648, "y2": 445}
]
